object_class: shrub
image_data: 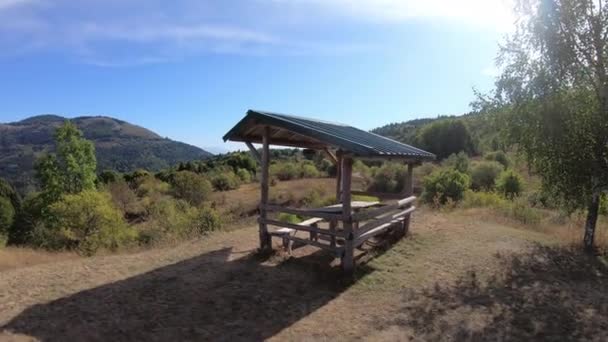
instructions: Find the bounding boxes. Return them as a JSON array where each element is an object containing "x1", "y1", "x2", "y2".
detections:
[
  {"x1": 416, "y1": 119, "x2": 475, "y2": 159},
  {"x1": 98, "y1": 170, "x2": 120, "y2": 185},
  {"x1": 461, "y1": 190, "x2": 506, "y2": 209},
  {"x1": 270, "y1": 162, "x2": 299, "y2": 181},
  {"x1": 190, "y1": 206, "x2": 222, "y2": 235},
  {"x1": 300, "y1": 163, "x2": 320, "y2": 178},
  {"x1": 45, "y1": 190, "x2": 136, "y2": 255},
  {"x1": 106, "y1": 180, "x2": 142, "y2": 216},
  {"x1": 277, "y1": 213, "x2": 301, "y2": 224},
  {"x1": 484, "y1": 151, "x2": 510, "y2": 168},
  {"x1": 414, "y1": 162, "x2": 439, "y2": 179},
  {"x1": 470, "y1": 161, "x2": 503, "y2": 191},
  {"x1": 236, "y1": 168, "x2": 252, "y2": 183},
  {"x1": 301, "y1": 188, "x2": 334, "y2": 208},
  {"x1": 443, "y1": 152, "x2": 470, "y2": 174},
  {"x1": 421, "y1": 169, "x2": 471, "y2": 205},
  {"x1": 137, "y1": 177, "x2": 170, "y2": 197},
  {"x1": 8, "y1": 193, "x2": 45, "y2": 245},
  {"x1": 369, "y1": 163, "x2": 406, "y2": 193},
  {"x1": 210, "y1": 172, "x2": 240, "y2": 191},
  {"x1": 0, "y1": 197, "x2": 15, "y2": 237},
  {"x1": 496, "y1": 169, "x2": 524, "y2": 199},
  {"x1": 171, "y1": 171, "x2": 213, "y2": 206},
  {"x1": 497, "y1": 197, "x2": 542, "y2": 226}
]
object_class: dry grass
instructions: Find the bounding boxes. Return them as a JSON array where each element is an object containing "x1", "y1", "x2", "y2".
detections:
[
  {"x1": 0, "y1": 248, "x2": 78, "y2": 272},
  {"x1": 0, "y1": 183, "x2": 607, "y2": 341}
]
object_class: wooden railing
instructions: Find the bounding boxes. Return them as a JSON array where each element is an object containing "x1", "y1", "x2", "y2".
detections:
[{"x1": 260, "y1": 195, "x2": 416, "y2": 257}]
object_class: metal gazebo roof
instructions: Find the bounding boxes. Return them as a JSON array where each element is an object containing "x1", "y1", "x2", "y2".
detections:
[{"x1": 223, "y1": 110, "x2": 435, "y2": 160}]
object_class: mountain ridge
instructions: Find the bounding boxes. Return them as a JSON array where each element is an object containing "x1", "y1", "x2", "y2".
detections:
[{"x1": 0, "y1": 114, "x2": 213, "y2": 192}]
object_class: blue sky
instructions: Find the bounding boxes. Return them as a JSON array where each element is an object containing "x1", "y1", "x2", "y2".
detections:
[{"x1": 0, "y1": 0, "x2": 513, "y2": 153}]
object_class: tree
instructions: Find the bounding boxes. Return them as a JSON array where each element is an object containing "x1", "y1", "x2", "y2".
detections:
[
  {"x1": 416, "y1": 119, "x2": 475, "y2": 159},
  {"x1": 492, "y1": 0, "x2": 608, "y2": 251},
  {"x1": 0, "y1": 197, "x2": 15, "y2": 237},
  {"x1": 36, "y1": 121, "x2": 97, "y2": 202}
]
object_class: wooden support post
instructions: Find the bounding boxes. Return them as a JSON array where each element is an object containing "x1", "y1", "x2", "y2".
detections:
[
  {"x1": 259, "y1": 127, "x2": 272, "y2": 251},
  {"x1": 341, "y1": 157, "x2": 354, "y2": 273},
  {"x1": 401, "y1": 163, "x2": 414, "y2": 237},
  {"x1": 330, "y1": 150, "x2": 343, "y2": 249}
]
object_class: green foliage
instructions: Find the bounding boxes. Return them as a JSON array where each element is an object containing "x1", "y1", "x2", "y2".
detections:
[
  {"x1": 416, "y1": 119, "x2": 475, "y2": 159},
  {"x1": 301, "y1": 163, "x2": 320, "y2": 178},
  {"x1": 210, "y1": 171, "x2": 241, "y2": 191},
  {"x1": 236, "y1": 168, "x2": 252, "y2": 183},
  {"x1": 351, "y1": 194, "x2": 380, "y2": 202},
  {"x1": 461, "y1": 191, "x2": 542, "y2": 226},
  {"x1": 191, "y1": 206, "x2": 222, "y2": 235},
  {"x1": 0, "y1": 197, "x2": 15, "y2": 238},
  {"x1": 422, "y1": 169, "x2": 471, "y2": 205},
  {"x1": 369, "y1": 163, "x2": 406, "y2": 193},
  {"x1": 442, "y1": 152, "x2": 470, "y2": 173},
  {"x1": 277, "y1": 213, "x2": 301, "y2": 224},
  {"x1": 0, "y1": 178, "x2": 21, "y2": 210},
  {"x1": 270, "y1": 162, "x2": 299, "y2": 181},
  {"x1": 36, "y1": 122, "x2": 97, "y2": 203},
  {"x1": 496, "y1": 169, "x2": 524, "y2": 199},
  {"x1": 470, "y1": 161, "x2": 503, "y2": 191},
  {"x1": 98, "y1": 170, "x2": 120, "y2": 185},
  {"x1": 7, "y1": 193, "x2": 45, "y2": 245},
  {"x1": 42, "y1": 190, "x2": 136, "y2": 255},
  {"x1": 461, "y1": 190, "x2": 505, "y2": 209},
  {"x1": 301, "y1": 188, "x2": 334, "y2": 208},
  {"x1": 170, "y1": 171, "x2": 212, "y2": 206},
  {"x1": 497, "y1": 197, "x2": 542, "y2": 226},
  {"x1": 105, "y1": 180, "x2": 143, "y2": 216},
  {"x1": 484, "y1": 151, "x2": 510, "y2": 169}
]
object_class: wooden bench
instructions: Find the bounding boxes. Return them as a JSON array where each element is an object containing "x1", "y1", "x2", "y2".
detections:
[{"x1": 269, "y1": 217, "x2": 324, "y2": 253}]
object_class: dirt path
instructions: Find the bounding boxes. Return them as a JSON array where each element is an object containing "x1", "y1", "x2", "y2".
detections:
[{"x1": 1, "y1": 209, "x2": 607, "y2": 341}]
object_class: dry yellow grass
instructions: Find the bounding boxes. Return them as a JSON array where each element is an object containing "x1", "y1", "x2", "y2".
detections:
[{"x1": 0, "y1": 248, "x2": 77, "y2": 272}]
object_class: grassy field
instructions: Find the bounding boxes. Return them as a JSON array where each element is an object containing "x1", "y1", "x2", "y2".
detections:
[{"x1": 1, "y1": 179, "x2": 607, "y2": 341}]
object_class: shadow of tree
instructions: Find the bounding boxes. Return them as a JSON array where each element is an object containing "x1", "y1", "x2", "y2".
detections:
[
  {"x1": 2, "y1": 247, "x2": 370, "y2": 341},
  {"x1": 387, "y1": 245, "x2": 608, "y2": 341}
]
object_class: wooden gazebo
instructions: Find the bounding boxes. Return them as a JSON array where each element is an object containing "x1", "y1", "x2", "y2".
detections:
[{"x1": 223, "y1": 110, "x2": 435, "y2": 272}]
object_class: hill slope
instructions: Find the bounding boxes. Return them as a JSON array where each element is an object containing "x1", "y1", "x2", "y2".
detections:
[{"x1": 0, "y1": 115, "x2": 213, "y2": 191}]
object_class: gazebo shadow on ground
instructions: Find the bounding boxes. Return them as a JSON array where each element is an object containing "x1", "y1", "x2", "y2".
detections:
[{"x1": 1, "y1": 245, "x2": 376, "y2": 341}]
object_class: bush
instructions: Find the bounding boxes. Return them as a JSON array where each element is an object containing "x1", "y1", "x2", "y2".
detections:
[
  {"x1": 98, "y1": 170, "x2": 120, "y2": 185},
  {"x1": 0, "y1": 197, "x2": 15, "y2": 237},
  {"x1": 416, "y1": 119, "x2": 475, "y2": 159},
  {"x1": 415, "y1": 162, "x2": 439, "y2": 179},
  {"x1": 442, "y1": 152, "x2": 470, "y2": 174},
  {"x1": 484, "y1": 151, "x2": 510, "y2": 168},
  {"x1": 277, "y1": 213, "x2": 301, "y2": 224},
  {"x1": 190, "y1": 206, "x2": 222, "y2": 235},
  {"x1": 369, "y1": 163, "x2": 406, "y2": 193},
  {"x1": 470, "y1": 161, "x2": 503, "y2": 191},
  {"x1": 497, "y1": 197, "x2": 542, "y2": 226},
  {"x1": 461, "y1": 190, "x2": 506, "y2": 209},
  {"x1": 171, "y1": 171, "x2": 213, "y2": 206},
  {"x1": 270, "y1": 162, "x2": 299, "y2": 181},
  {"x1": 44, "y1": 190, "x2": 136, "y2": 255},
  {"x1": 236, "y1": 168, "x2": 252, "y2": 183},
  {"x1": 496, "y1": 169, "x2": 524, "y2": 199},
  {"x1": 421, "y1": 169, "x2": 470, "y2": 205},
  {"x1": 106, "y1": 180, "x2": 142, "y2": 216},
  {"x1": 137, "y1": 177, "x2": 170, "y2": 197},
  {"x1": 300, "y1": 163, "x2": 320, "y2": 178},
  {"x1": 210, "y1": 172, "x2": 240, "y2": 191},
  {"x1": 8, "y1": 193, "x2": 45, "y2": 245}
]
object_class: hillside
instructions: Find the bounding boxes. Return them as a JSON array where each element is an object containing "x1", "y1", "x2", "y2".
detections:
[{"x1": 0, "y1": 115, "x2": 213, "y2": 191}]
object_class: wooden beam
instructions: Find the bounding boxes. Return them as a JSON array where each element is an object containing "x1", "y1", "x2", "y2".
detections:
[
  {"x1": 259, "y1": 126, "x2": 271, "y2": 251},
  {"x1": 341, "y1": 156, "x2": 354, "y2": 273},
  {"x1": 244, "y1": 141, "x2": 261, "y2": 164},
  {"x1": 404, "y1": 163, "x2": 414, "y2": 197},
  {"x1": 356, "y1": 206, "x2": 416, "y2": 238},
  {"x1": 263, "y1": 204, "x2": 342, "y2": 221},
  {"x1": 351, "y1": 190, "x2": 408, "y2": 200},
  {"x1": 323, "y1": 148, "x2": 338, "y2": 165},
  {"x1": 261, "y1": 218, "x2": 345, "y2": 237},
  {"x1": 355, "y1": 208, "x2": 416, "y2": 246},
  {"x1": 352, "y1": 196, "x2": 416, "y2": 222},
  {"x1": 335, "y1": 150, "x2": 343, "y2": 203},
  {"x1": 282, "y1": 235, "x2": 344, "y2": 257}
]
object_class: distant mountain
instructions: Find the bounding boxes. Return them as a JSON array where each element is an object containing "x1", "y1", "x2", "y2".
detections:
[{"x1": 0, "y1": 115, "x2": 213, "y2": 192}]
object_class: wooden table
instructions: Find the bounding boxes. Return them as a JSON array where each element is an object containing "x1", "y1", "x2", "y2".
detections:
[{"x1": 311, "y1": 201, "x2": 380, "y2": 213}]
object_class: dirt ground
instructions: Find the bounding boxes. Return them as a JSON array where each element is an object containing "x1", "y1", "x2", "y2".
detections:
[{"x1": 1, "y1": 207, "x2": 607, "y2": 341}]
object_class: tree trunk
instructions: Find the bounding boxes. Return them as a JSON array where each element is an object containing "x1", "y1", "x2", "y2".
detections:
[{"x1": 583, "y1": 192, "x2": 600, "y2": 253}]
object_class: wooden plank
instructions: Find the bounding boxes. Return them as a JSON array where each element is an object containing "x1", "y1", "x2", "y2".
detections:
[
  {"x1": 323, "y1": 148, "x2": 338, "y2": 165},
  {"x1": 284, "y1": 235, "x2": 344, "y2": 256},
  {"x1": 352, "y1": 196, "x2": 416, "y2": 222},
  {"x1": 263, "y1": 204, "x2": 342, "y2": 221},
  {"x1": 259, "y1": 126, "x2": 271, "y2": 251},
  {"x1": 351, "y1": 190, "x2": 406, "y2": 200},
  {"x1": 262, "y1": 218, "x2": 345, "y2": 237},
  {"x1": 244, "y1": 141, "x2": 262, "y2": 164},
  {"x1": 341, "y1": 157, "x2": 354, "y2": 272},
  {"x1": 299, "y1": 217, "x2": 324, "y2": 226},
  {"x1": 355, "y1": 218, "x2": 405, "y2": 246},
  {"x1": 335, "y1": 150, "x2": 343, "y2": 203},
  {"x1": 356, "y1": 206, "x2": 416, "y2": 238},
  {"x1": 404, "y1": 163, "x2": 414, "y2": 197}
]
